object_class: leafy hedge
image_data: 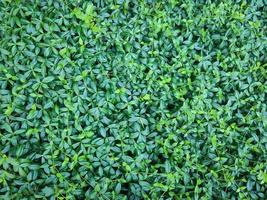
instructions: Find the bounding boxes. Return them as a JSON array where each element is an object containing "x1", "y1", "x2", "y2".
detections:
[{"x1": 0, "y1": 0, "x2": 266, "y2": 199}]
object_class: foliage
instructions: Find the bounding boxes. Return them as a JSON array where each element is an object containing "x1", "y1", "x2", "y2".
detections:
[{"x1": 0, "y1": 0, "x2": 266, "y2": 199}]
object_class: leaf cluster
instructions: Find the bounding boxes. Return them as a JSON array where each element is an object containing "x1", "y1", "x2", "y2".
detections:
[{"x1": 0, "y1": 0, "x2": 266, "y2": 199}]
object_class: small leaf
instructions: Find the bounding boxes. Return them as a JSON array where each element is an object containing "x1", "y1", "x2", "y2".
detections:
[
  {"x1": 115, "y1": 183, "x2": 121, "y2": 193},
  {"x1": 211, "y1": 135, "x2": 217, "y2": 147},
  {"x1": 142, "y1": 94, "x2": 151, "y2": 101},
  {"x1": 100, "y1": 128, "x2": 106, "y2": 137},
  {"x1": 42, "y1": 186, "x2": 54, "y2": 197},
  {"x1": 2, "y1": 123, "x2": 12, "y2": 133},
  {"x1": 43, "y1": 76, "x2": 55, "y2": 83}
]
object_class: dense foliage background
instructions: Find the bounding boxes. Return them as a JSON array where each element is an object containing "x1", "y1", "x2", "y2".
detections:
[{"x1": 0, "y1": 0, "x2": 266, "y2": 199}]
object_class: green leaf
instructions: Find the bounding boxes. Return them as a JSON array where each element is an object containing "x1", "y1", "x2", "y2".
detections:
[
  {"x1": 2, "y1": 123, "x2": 12, "y2": 133},
  {"x1": 211, "y1": 135, "x2": 217, "y2": 147},
  {"x1": 99, "y1": 128, "x2": 106, "y2": 137},
  {"x1": 115, "y1": 183, "x2": 121, "y2": 193},
  {"x1": 43, "y1": 76, "x2": 55, "y2": 83},
  {"x1": 72, "y1": 8, "x2": 84, "y2": 20},
  {"x1": 42, "y1": 186, "x2": 54, "y2": 197}
]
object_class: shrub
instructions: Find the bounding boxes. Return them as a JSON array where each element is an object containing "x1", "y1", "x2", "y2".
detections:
[{"x1": 0, "y1": 0, "x2": 266, "y2": 199}]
